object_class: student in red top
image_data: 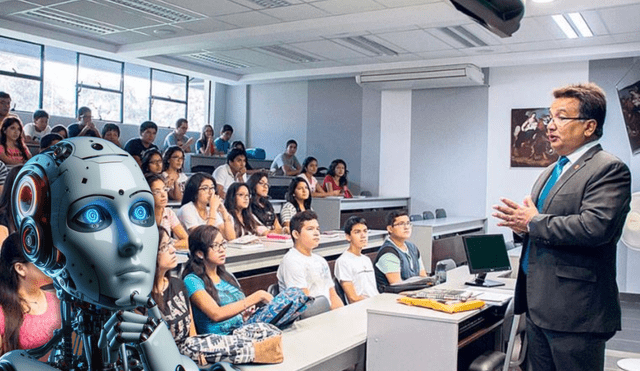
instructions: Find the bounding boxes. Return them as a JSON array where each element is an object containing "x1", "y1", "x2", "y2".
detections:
[{"x1": 322, "y1": 159, "x2": 352, "y2": 198}]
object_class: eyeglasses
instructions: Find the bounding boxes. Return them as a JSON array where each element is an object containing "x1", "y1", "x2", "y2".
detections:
[
  {"x1": 199, "y1": 186, "x2": 216, "y2": 192},
  {"x1": 152, "y1": 187, "x2": 171, "y2": 196},
  {"x1": 159, "y1": 238, "x2": 175, "y2": 253},
  {"x1": 393, "y1": 222, "x2": 413, "y2": 228},
  {"x1": 236, "y1": 193, "x2": 250, "y2": 199},
  {"x1": 550, "y1": 114, "x2": 591, "y2": 125},
  {"x1": 209, "y1": 242, "x2": 227, "y2": 252},
  {"x1": 258, "y1": 181, "x2": 269, "y2": 187}
]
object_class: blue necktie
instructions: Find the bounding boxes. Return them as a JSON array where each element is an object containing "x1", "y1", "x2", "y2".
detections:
[{"x1": 522, "y1": 156, "x2": 569, "y2": 275}]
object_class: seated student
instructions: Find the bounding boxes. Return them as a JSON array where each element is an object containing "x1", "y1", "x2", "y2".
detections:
[
  {"x1": 231, "y1": 141, "x2": 261, "y2": 175},
  {"x1": 270, "y1": 139, "x2": 301, "y2": 176},
  {"x1": 0, "y1": 233, "x2": 60, "y2": 360},
  {"x1": 124, "y1": 120, "x2": 158, "y2": 166},
  {"x1": 50, "y1": 124, "x2": 68, "y2": 139},
  {"x1": 178, "y1": 173, "x2": 235, "y2": 241},
  {"x1": 0, "y1": 117, "x2": 31, "y2": 167},
  {"x1": 162, "y1": 146, "x2": 188, "y2": 201},
  {"x1": 146, "y1": 173, "x2": 188, "y2": 250},
  {"x1": 335, "y1": 216, "x2": 379, "y2": 304},
  {"x1": 247, "y1": 171, "x2": 283, "y2": 235},
  {"x1": 214, "y1": 124, "x2": 233, "y2": 155},
  {"x1": 298, "y1": 156, "x2": 327, "y2": 198},
  {"x1": 68, "y1": 106, "x2": 100, "y2": 138},
  {"x1": 39, "y1": 133, "x2": 63, "y2": 151},
  {"x1": 140, "y1": 148, "x2": 163, "y2": 175},
  {"x1": 101, "y1": 123, "x2": 121, "y2": 148},
  {"x1": 277, "y1": 210, "x2": 344, "y2": 317},
  {"x1": 280, "y1": 178, "x2": 312, "y2": 234},
  {"x1": 182, "y1": 225, "x2": 274, "y2": 335},
  {"x1": 322, "y1": 159, "x2": 352, "y2": 198},
  {"x1": 152, "y1": 226, "x2": 283, "y2": 365},
  {"x1": 163, "y1": 118, "x2": 194, "y2": 153},
  {"x1": 213, "y1": 148, "x2": 247, "y2": 199},
  {"x1": 374, "y1": 211, "x2": 427, "y2": 291},
  {"x1": 23, "y1": 109, "x2": 51, "y2": 144},
  {"x1": 196, "y1": 124, "x2": 215, "y2": 156},
  {"x1": 224, "y1": 182, "x2": 257, "y2": 238}
]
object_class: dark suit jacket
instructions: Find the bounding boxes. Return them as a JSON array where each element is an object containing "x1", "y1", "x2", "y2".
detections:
[{"x1": 514, "y1": 144, "x2": 631, "y2": 333}]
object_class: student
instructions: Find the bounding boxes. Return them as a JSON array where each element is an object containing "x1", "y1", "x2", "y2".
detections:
[
  {"x1": 152, "y1": 227, "x2": 283, "y2": 365},
  {"x1": 231, "y1": 141, "x2": 259, "y2": 175},
  {"x1": 68, "y1": 106, "x2": 100, "y2": 138},
  {"x1": 140, "y1": 148, "x2": 163, "y2": 175},
  {"x1": 224, "y1": 182, "x2": 257, "y2": 238},
  {"x1": 163, "y1": 118, "x2": 194, "y2": 153},
  {"x1": 162, "y1": 146, "x2": 188, "y2": 202},
  {"x1": 101, "y1": 123, "x2": 121, "y2": 148},
  {"x1": 182, "y1": 225, "x2": 273, "y2": 335},
  {"x1": 50, "y1": 125, "x2": 68, "y2": 139},
  {"x1": 178, "y1": 173, "x2": 235, "y2": 241},
  {"x1": 323, "y1": 159, "x2": 352, "y2": 198},
  {"x1": 0, "y1": 233, "x2": 60, "y2": 358},
  {"x1": 373, "y1": 210, "x2": 427, "y2": 291},
  {"x1": 213, "y1": 148, "x2": 247, "y2": 199},
  {"x1": 298, "y1": 156, "x2": 327, "y2": 198},
  {"x1": 277, "y1": 210, "x2": 344, "y2": 316},
  {"x1": 214, "y1": 124, "x2": 233, "y2": 155},
  {"x1": 23, "y1": 110, "x2": 51, "y2": 144},
  {"x1": 146, "y1": 173, "x2": 188, "y2": 250},
  {"x1": 196, "y1": 124, "x2": 215, "y2": 155},
  {"x1": 280, "y1": 178, "x2": 312, "y2": 234},
  {"x1": 0, "y1": 92, "x2": 14, "y2": 124},
  {"x1": 39, "y1": 133, "x2": 63, "y2": 151},
  {"x1": 335, "y1": 216, "x2": 379, "y2": 303},
  {"x1": 0, "y1": 117, "x2": 31, "y2": 167},
  {"x1": 247, "y1": 171, "x2": 283, "y2": 235},
  {"x1": 124, "y1": 120, "x2": 158, "y2": 166},
  {"x1": 270, "y1": 139, "x2": 301, "y2": 176}
]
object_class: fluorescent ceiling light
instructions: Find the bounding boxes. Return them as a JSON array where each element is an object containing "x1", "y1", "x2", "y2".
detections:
[
  {"x1": 552, "y1": 14, "x2": 578, "y2": 39},
  {"x1": 531, "y1": 0, "x2": 555, "y2": 3},
  {"x1": 186, "y1": 53, "x2": 250, "y2": 69},
  {"x1": 258, "y1": 45, "x2": 320, "y2": 63},
  {"x1": 567, "y1": 12, "x2": 593, "y2": 37}
]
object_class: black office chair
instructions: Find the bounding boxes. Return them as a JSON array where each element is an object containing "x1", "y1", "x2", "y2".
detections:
[
  {"x1": 316, "y1": 167, "x2": 328, "y2": 177},
  {"x1": 267, "y1": 283, "x2": 280, "y2": 297},
  {"x1": 435, "y1": 208, "x2": 447, "y2": 218},
  {"x1": 333, "y1": 277, "x2": 348, "y2": 304},
  {"x1": 423, "y1": 211, "x2": 435, "y2": 220},
  {"x1": 360, "y1": 190, "x2": 372, "y2": 197},
  {"x1": 410, "y1": 214, "x2": 423, "y2": 222},
  {"x1": 191, "y1": 165, "x2": 216, "y2": 174}
]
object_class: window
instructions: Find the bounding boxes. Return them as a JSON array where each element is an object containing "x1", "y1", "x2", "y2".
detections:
[
  {"x1": 150, "y1": 69, "x2": 187, "y2": 128},
  {"x1": 124, "y1": 63, "x2": 151, "y2": 125},
  {"x1": 76, "y1": 54, "x2": 123, "y2": 121},
  {"x1": 43, "y1": 46, "x2": 76, "y2": 117},
  {"x1": 187, "y1": 78, "x2": 208, "y2": 132},
  {"x1": 0, "y1": 37, "x2": 43, "y2": 113}
]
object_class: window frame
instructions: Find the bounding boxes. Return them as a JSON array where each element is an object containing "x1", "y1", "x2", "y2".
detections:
[
  {"x1": 0, "y1": 36, "x2": 44, "y2": 109},
  {"x1": 75, "y1": 53, "x2": 124, "y2": 122},
  {"x1": 149, "y1": 68, "x2": 189, "y2": 121}
]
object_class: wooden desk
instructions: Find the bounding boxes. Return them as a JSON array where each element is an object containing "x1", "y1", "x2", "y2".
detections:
[
  {"x1": 312, "y1": 196, "x2": 409, "y2": 231},
  {"x1": 409, "y1": 217, "x2": 487, "y2": 274}
]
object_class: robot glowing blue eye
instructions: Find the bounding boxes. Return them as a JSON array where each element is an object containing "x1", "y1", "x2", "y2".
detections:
[
  {"x1": 70, "y1": 205, "x2": 111, "y2": 232},
  {"x1": 129, "y1": 202, "x2": 153, "y2": 227},
  {"x1": 84, "y1": 208, "x2": 101, "y2": 224},
  {"x1": 132, "y1": 205, "x2": 147, "y2": 220}
]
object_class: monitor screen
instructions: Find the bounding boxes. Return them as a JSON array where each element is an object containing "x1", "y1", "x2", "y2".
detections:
[{"x1": 462, "y1": 234, "x2": 511, "y2": 274}]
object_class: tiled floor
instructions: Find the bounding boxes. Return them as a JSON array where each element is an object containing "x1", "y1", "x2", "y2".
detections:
[{"x1": 605, "y1": 297, "x2": 640, "y2": 370}]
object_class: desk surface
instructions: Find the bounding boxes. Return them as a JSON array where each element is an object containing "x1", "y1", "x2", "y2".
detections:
[{"x1": 412, "y1": 216, "x2": 487, "y2": 229}]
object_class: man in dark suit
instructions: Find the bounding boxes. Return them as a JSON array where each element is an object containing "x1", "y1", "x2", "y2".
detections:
[{"x1": 494, "y1": 83, "x2": 631, "y2": 370}]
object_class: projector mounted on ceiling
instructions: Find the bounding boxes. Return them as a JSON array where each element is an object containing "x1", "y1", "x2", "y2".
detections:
[
  {"x1": 449, "y1": 0, "x2": 525, "y2": 38},
  {"x1": 355, "y1": 64, "x2": 485, "y2": 90}
]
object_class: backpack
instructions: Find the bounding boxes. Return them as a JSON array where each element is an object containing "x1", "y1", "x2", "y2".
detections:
[{"x1": 246, "y1": 287, "x2": 310, "y2": 328}]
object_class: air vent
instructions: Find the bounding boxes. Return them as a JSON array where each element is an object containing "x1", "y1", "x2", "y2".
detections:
[
  {"x1": 339, "y1": 36, "x2": 398, "y2": 56},
  {"x1": 438, "y1": 26, "x2": 488, "y2": 48},
  {"x1": 20, "y1": 9, "x2": 119, "y2": 34},
  {"x1": 258, "y1": 45, "x2": 320, "y2": 63},
  {"x1": 356, "y1": 64, "x2": 485, "y2": 90},
  {"x1": 186, "y1": 53, "x2": 250, "y2": 69},
  {"x1": 246, "y1": 0, "x2": 291, "y2": 8},
  {"x1": 103, "y1": 0, "x2": 200, "y2": 23}
]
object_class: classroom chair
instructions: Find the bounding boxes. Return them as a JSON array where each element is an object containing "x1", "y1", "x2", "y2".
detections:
[
  {"x1": 410, "y1": 214, "x2": 423, "y2": 222},
  {"x1": 435, "y1": 208, "x2": 447, "y2": 218},
  {"x1": 423, "y1": 211, "x2": 435, "y2": 220}
]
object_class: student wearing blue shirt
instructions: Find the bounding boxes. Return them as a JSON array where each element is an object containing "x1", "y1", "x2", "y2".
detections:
[{"x1": 214, "y1": 124, "x2": 233, "y2": 154}]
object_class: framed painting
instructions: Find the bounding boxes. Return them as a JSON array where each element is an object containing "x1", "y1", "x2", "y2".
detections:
[{"x1": 510, "y1": 108, "x2": 558, "y2": 167}]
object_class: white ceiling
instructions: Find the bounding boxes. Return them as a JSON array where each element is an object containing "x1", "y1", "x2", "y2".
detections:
[{"x1": 1, "y1": 0, "x2": 639, "y2": 84}]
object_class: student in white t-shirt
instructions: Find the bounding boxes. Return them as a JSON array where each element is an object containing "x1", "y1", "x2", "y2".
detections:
[
  {"x1": 23, "y1": 109, "x2": 51, "y2": 144},
  {"x1": 334, "y1": 216, "x2": 379, "y2": 303},
  {"x1": 277, "y1": 210, "x2": 344, "y2": 318}
]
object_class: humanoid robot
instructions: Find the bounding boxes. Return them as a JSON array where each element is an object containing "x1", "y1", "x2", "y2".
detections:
[{"x1": 0, "y1": 138, "x2": 233, "y2": 371}]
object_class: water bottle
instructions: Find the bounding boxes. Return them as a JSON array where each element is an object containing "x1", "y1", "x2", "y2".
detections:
[{"x1": 435, "y1": 262, "x2": 447, "y2": 284}]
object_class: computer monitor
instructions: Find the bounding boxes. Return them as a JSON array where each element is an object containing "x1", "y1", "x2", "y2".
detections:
[{"x1": 462, "y1": 234, "x2": 511, "y2": 287}]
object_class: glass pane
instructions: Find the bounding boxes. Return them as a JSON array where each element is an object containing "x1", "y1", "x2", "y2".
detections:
[
  {"x1": 77, "y1": 88, "x2": 121, "y2": 122},
  {"x1": 187, "y1": 78, "x2": 207, "y2": 132},
  {"x1": 151, "y1": 99, "x2": 186, "y2": 127},
  {"x1": 43, "y1": 46, "x2": 76, "y2": 117},
  {"x1": 151, "y1": 69, "x2": 187, "y2": 101},
  {"x1": 124, "y1": 63, "x2": 150, "y2": 124},
  {"x1": 0, "y1": 75, "x2": 40, "y2": 113},
  {"x1": 78, "y1": 54, "x2": 122, "y2": 91},
  {"x1": 0, "y1": 37, "x2": 42, "y2": 76}
]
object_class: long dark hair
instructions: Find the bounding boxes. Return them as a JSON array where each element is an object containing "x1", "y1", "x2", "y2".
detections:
[
  {"x1": 0, "y1": 233, "x2": 29, "y2": 353},
  {"x1": 182, "y1": 225, "x2": 241, "y2": 304},
  {"x1": 301, "y1": 156, "x2": 317, "y2": 175},
  {"x1": 327, "y1": 159, "x2": 349, "y2": 187},
  {"x1": 246, "y1": 171, "x2": 275, "y2": 227},
  {"x1": 224, "y1": 183, "x2": 256, "y2": 236},
  {"x1": 197, "y1": 125, "x2": 213, "y2": 151},
  {"x1": 181, "y1": 173, "x2": 217, "y2": 207},
  {"x1": 0, "y1": 117, "x2": 29, "y2": 161},
  {"x1": 0, "y1": 166, "x2": 22, "y2": 233},
  {"x1": 151, "y1": 226, "x2": 171, "y2": 312},
  {"x1": 286, "y1": 177, "x2": 312, "y2": 212},
  {"x1": 141, "y1": 148, "x2": 162, "y2": 174},
  {"x1": 162, "y1": 146, "x2": 185, "y2": 173}
]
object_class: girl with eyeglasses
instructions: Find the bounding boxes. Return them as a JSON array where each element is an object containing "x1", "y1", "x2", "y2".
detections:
[
  {"x1": 141, "y1": 148, "x2": 163, "y2": 175},
  {"x1": 163, "y1": 145, "x2": 188, "y2": 202},
  {"x1": 280, "y1": 178, "x2": 312, "y2": 234},
  {"x1": 182, "y1": 225, "x2": 274, "y2": 335},
  {"x1": 152, "y1": 226, "x2": 283, "y2": 365},
  {"x1": 224, "y1": 183, "x2": 257, "y2": 237},
  {"x1": 178, "y1": 173, "x2": 236, "y2": 241},
  {"x1": 246, "y1": 172, "x2": 283, "y2": 235},
  {"x1": 146, "y1": 173, "x2": 189, "y2": 250}
]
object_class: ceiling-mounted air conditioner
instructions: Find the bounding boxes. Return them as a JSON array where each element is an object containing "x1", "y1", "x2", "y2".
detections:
[{"x1": 355, "y1": 64, "x2": 485, "y2": 90}]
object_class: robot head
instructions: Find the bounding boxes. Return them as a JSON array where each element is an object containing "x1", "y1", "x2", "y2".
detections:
[{"x1": 12, "y1": 138, "x2": 157, "y2": 309}]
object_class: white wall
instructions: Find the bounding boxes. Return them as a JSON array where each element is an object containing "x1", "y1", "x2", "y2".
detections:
[
  {"x1": 379, "y1": 90, "x2": 412, "y2": 197},
  {"x1": 361, "y1": 88, "x2": 381, "y2": 196},
  {"x1": 225, "y1": 85, "x2": 249, "y2": 146}
]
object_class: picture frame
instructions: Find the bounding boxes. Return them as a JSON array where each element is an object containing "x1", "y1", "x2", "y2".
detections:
[{"x1": 510, "y1": 108, "x2": 558, "y2": 167}]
